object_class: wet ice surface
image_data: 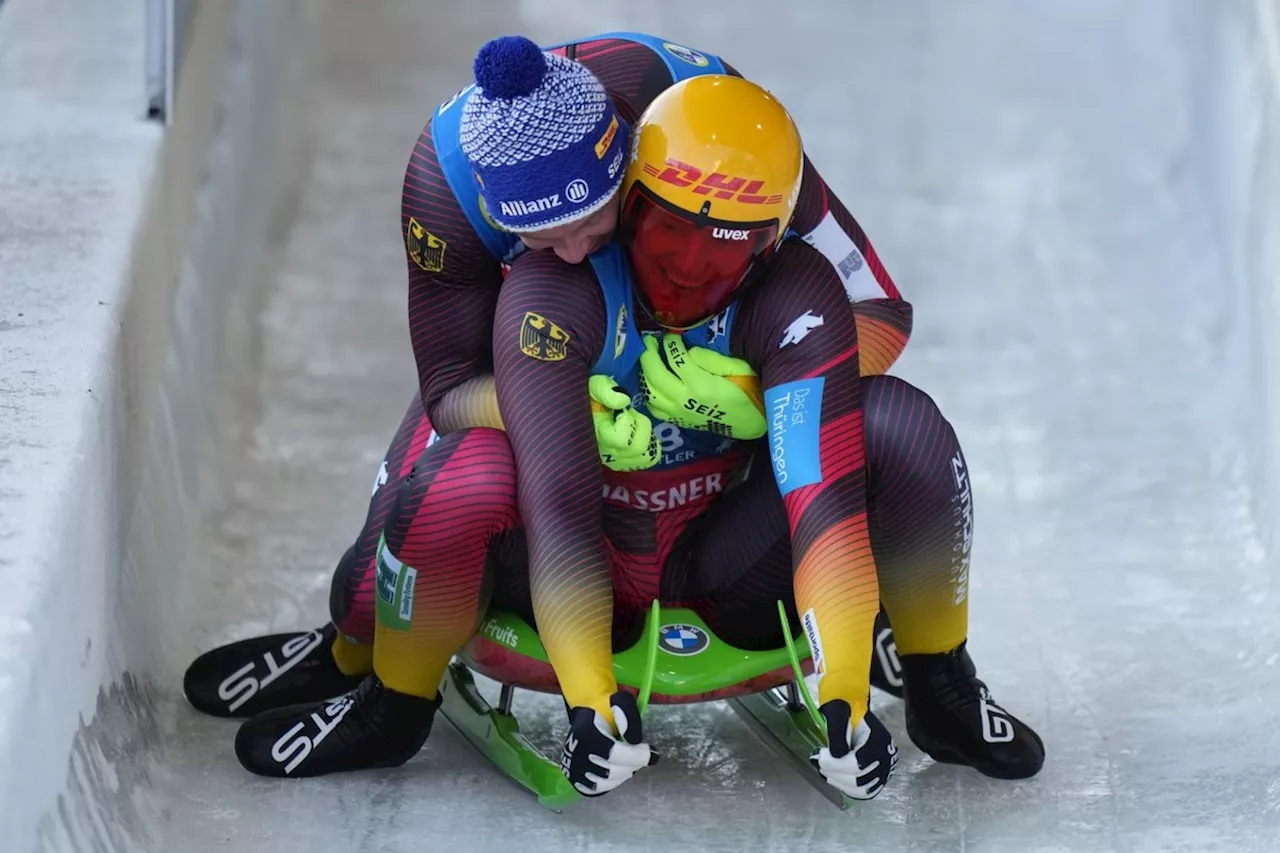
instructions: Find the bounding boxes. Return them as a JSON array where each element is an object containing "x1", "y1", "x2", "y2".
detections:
[{"x1": 161, "y1": 1, "x2": 1280, "y2": 851}]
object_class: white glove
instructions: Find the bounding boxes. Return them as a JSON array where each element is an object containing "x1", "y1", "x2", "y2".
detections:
[
  {"x1": 811, "y1": 700, "x2": 899, "y2": 800},
  {"x1": 559, "y1": 690, "x2": 658, "y2": 796}
]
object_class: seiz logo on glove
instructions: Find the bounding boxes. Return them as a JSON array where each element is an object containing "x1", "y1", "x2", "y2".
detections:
[
  {"x1": 639, "y1": 333, "x2": 766, "y2": 440},
  {"x1": 560, "y1": 690, "x2": 658, "y2": 796},
  {"x1": 810, "y1": 699, "x2": 899, "y2": 800},
  {"x1": 590, "y1": 375, "x2": 660, "y2": 472}
]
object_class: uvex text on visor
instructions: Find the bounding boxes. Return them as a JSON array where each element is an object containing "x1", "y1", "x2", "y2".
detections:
[
  {"x1": 622, "y1": 183, "x2": 780, "y2": 329},
  {"x1": 617, "y1": 73, "x2": 806, "y2": 329}
]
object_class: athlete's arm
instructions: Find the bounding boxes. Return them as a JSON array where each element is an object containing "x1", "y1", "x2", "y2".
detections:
[
  {"x1": 735, "y1": 241, "x2": 881, "y2": 724},
  {"x1": 491, "y1": 250, "x2": 618, "y2": 719},
  {"x1": 401, "y1": 124, "x2": 507, "y2": 432},
  {"x1": 787, "y1": 156, "x2": 913, "y2": 377}
]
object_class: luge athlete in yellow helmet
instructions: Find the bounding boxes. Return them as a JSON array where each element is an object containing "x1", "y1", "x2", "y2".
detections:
[{"x1": 491, "y1": 73, "x2": 1045, "y2": 798}]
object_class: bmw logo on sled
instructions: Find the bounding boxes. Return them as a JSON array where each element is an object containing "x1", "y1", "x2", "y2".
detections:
[{"x1": 659, "y1": 623, "x2": 710, "y2": 656}]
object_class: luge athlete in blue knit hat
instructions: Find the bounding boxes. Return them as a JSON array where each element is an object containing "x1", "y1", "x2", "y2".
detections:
[
  {"x1": 460, "y1": 36, "x2": 630, "y2": 246},
  {"x1": 199, "y1": 32, "x2": 918, "y2": 785}
]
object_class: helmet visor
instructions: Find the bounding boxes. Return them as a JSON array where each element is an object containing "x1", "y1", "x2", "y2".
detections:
[{"x1": 623, "y1": 186, "x2": 779, "y2": 329}]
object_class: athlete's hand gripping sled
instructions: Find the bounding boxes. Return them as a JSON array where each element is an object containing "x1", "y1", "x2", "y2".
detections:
[{"x1": 437, "y1": 600, "x2": 854, "y2": 811}]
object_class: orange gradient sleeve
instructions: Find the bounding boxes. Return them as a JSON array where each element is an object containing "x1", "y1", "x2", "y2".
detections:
[{"x1": 738, "y1": 241, "x2": 883, "y2": 723}]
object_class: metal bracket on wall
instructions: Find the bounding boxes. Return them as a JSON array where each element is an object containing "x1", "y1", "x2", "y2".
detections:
[{"x1": 146, "y1": 0, "x2": 194, "y2": 123}]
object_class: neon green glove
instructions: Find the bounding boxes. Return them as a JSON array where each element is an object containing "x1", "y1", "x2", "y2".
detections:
[
  {"x1": 590, "y1": 375, "x2": 660, "y2": 472},
  {"x1": 639, "y1": 333, "x2": 766, "y2": 440}
]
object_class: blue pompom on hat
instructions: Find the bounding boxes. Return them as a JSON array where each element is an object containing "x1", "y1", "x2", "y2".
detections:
[{"x1": 460, "y1": 35, "x2": 630, "y2": 233}]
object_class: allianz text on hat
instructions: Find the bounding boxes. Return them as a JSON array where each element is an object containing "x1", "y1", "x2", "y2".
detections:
[{"x1": 459, "y1": 35, "x2": 631, "y2": 233}]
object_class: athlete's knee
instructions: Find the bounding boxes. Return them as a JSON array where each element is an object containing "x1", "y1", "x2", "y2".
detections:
[
  {"x1": 393, "y1": 426, "x2": 513, "y2": 501},
  {"x1": 383, "y1": 427, "x2": 518, "y2": 558},
  {"x1": 862, "y1": 374, "x2": 949, "y2": 429},
  {"x1": 862, "y1": 375, "x2": 961, "y2": 467}
]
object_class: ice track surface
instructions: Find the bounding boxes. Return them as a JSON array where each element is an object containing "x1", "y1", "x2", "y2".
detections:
[{"x1": 165, "y1": 2, "x2": 1279, "y2": 851}]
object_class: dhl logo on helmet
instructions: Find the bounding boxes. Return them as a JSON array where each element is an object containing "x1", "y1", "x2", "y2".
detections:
[{"x1": 642, "y1": 158, "x2": 784, "y2": 205}]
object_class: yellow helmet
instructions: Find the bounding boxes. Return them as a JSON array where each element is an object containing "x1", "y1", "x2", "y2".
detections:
[{"x1": 620, "y1": 74, "x2": 804, "y2": 328}]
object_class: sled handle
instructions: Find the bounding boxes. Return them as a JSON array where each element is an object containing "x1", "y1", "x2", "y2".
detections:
[
  {"x1": 777, "y1": 600, "x2": 824, "y2": 732},
  {"x1": 637, "y1": 599, "x2": 661, "y2": 716}
]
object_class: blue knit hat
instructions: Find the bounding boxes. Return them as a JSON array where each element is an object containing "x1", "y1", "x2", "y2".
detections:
[{"x1": 460, "y1": 36, "x2": 630, "y2": 233}]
